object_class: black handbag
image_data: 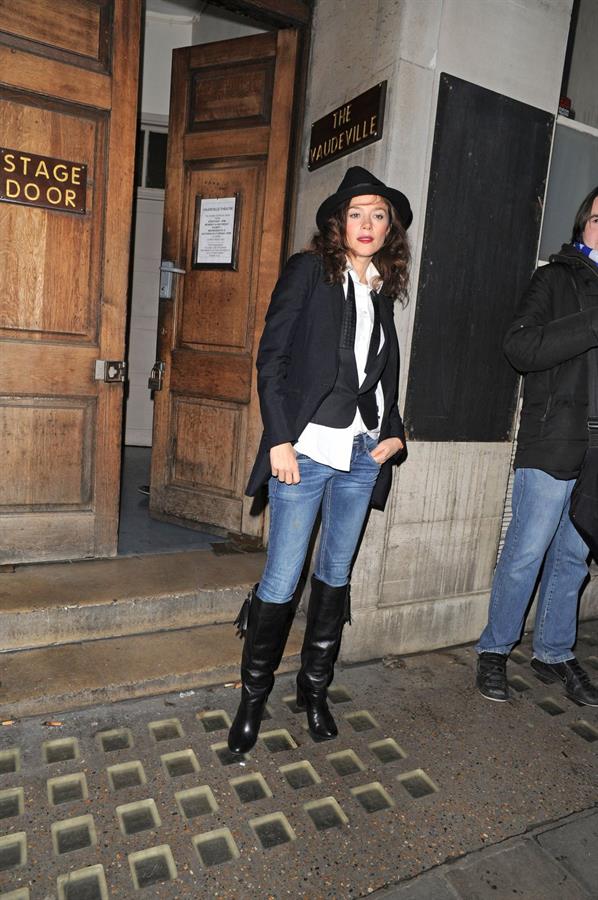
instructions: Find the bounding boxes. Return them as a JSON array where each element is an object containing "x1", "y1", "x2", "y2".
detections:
[{"x1": 569, "y1": 347, "x2": 598, "y2": 558}]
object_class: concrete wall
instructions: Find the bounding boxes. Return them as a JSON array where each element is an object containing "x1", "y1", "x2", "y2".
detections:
[
  {"x1": 290, "y1": 0, "x2": 595, "y2": 662},
  {"x1": 567, "y1": 0, "x2": 598, "y2": 129}
]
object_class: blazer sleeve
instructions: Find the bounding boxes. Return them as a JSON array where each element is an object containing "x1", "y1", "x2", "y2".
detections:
[
  {"x1": 383, "y1": 297, "x2": 408, "y2": 465},
  {"x1": 256, "y1": 252, "x2": 321, "y2": 448},
  {"x1": 504, "y1": 265, "x2": 598, "y2": 373}
]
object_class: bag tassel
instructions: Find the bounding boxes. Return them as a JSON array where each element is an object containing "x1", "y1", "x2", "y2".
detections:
[{"x1": 233, "y1": 588, "x2": 254, "y2": 638}]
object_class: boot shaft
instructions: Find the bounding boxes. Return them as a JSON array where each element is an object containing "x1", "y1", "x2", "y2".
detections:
[
  {"x1": 240, "y1": 590, "x2": 296, "y2": 688},
  {"x1": 299, "y1": 576, "x2": 349, "y2": 694}
]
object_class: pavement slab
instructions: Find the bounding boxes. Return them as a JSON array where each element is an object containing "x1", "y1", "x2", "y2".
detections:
[
  {"x1": 444, "y1": 840, "x2": 589, "y2": 899},
  {"x1": 0, "y1": 623, "x2": 597, "y2": 898},
  {"x1": 536, "y1": 809, "x2": 598, "y2": 895}
]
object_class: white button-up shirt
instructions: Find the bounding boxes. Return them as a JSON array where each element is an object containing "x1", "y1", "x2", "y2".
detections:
[{"x1": 293, "y1": 262, "x2": 385, "y2": 470}]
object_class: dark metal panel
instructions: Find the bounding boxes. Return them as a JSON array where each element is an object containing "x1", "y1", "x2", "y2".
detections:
[{"x1": 404, "y1": 73, "x2": 553, "y2": 442}]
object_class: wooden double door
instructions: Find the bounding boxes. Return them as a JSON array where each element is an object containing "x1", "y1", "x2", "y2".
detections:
[{"x1": 0, "y1": 4, "x2": 302, "y2": 564}]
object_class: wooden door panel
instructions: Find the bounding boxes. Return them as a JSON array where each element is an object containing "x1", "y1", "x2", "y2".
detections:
[
  {"x1": 180, "y1": 163, "x2": 264, "y2": 349},
  {"x1": 163, "y1": 396, "x2": 246, "y2": 531},
  {"x1": 0, "y1": 399, "x2": 94, "y2": 507},
  {"x1": 0, "y1": 94, "x2": 105, "y2": 339},
  {"x1": 6, "y1": 514, "x2": 95, "y2": 561},
  {"x1": 169, "y1": 349, "x2": 252, "y2": 403},
  {"x1": 0, "y1": 1, "x2": 140, "y2": 563},
  {"x1": 183, "y1": 127, "x2": 270, "y2": 160},
  {"x1": 156, "y1": 395, "x2": 247, "y2": 531},
  {"x1": 172, "y1": 398, "x2": 241, "y2": 492},
  {"x1": 190, "y1": 62, "x2": 274, "y2": 129},
  {"x1": 0, "y1": 46, "x2": 112, "y2": 108},
  {"x1": 0, "y1": 0, "x2": 111, "y2": 70},
  {"x1": 150, "y1": 30, "x2": 298, "y2": 537},
  {"x1": 2, "y1": 1, "x2": 100, "y2": 57}
]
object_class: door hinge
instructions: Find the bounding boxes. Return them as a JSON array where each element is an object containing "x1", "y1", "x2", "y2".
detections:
[
  {"x1": 95, "y1": 360, "x2": 127, "y2": 383},
  {"x1": 159, "y1": 260, "x2": 186, "y2": 299},
  {"x1": 148, "y1": 361, "x2": 165, "y2": 391}
]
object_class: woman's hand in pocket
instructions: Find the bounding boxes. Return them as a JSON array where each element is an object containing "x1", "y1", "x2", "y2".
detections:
[
  {"x1": 370, "y1": 437, "x2": 403, "y2": 465},
  {"x1": 270, "y1": 442, "x2": 301, "y2": 484}
]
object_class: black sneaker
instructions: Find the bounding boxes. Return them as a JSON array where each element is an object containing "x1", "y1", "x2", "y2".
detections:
[
  {"x1": 476, "y1": 652, "x2": 509, "y2": 702},
  {"x1": 530, "y1": 657, "x2": 598, "y2": 706}
]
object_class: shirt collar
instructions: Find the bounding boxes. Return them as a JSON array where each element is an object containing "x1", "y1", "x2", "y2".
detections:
[{"x1": 345, "y1": 260, "x2": 382, "y2": 292}]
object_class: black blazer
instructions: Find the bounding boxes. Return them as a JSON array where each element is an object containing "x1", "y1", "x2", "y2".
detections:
[{"x1": 246, "y1": 252, "x2": 407, "y2": 510}]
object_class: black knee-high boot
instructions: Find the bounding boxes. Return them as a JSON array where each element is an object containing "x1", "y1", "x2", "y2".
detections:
[
  {"x1": 227, "y1": 588, "x2": 295, "y2": 754},
  {"x1": 296, "y1": 575, "x2": 350, "y2": 741}
]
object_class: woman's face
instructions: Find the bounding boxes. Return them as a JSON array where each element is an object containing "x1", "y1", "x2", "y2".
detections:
[
  {"x1": 582, "y1": 197, "x2": 598, "y2": 251},
  {"x1": 344, "y1": 194, "x2": 391, "y2": 267}
]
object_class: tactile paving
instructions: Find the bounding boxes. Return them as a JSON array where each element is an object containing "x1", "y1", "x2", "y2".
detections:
[{"x1": 1, "y1": 624, "x2": 597, "y2": 897}]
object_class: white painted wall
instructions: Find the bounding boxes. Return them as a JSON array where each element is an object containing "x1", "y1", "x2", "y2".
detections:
[
  {"x1": 291, "y1": 0, "x2": 591, "y2": 661},
  {"x1": 125, "y1": 193, "x2": 165, "y2": 447},
  {"x1": 141, "y1": 12, "x2": 195, "y2": 118},
  {"x1": 192, "y1": 7, "x2": 265, "y2": 45}
]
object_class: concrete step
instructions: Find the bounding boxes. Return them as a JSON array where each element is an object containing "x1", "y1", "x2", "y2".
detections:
[
  {"x1": 0, "y1": 549, "x2": 266, "y2": 651},
  {"x1": 0, "y1": 618, "x2": 304, "y2": 719}
]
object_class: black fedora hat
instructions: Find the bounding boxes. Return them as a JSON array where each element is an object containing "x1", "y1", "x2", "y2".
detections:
[{"x1": 316, "y1": 165, "x2": 412, "y2": 231}]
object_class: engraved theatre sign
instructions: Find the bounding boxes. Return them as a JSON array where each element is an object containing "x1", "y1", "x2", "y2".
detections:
[
  {"x1": 308, "y1": 82, "x2": 387, "y2": 171},
  {"x1": 0, "y1": 148, "x2": 87, "y2": 214}
]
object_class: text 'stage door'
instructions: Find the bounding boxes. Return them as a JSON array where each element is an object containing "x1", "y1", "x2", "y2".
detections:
[
  {"x1": 150, "y1": 30, "x2": 299, "y2": 537},
  {"x1": 0, "y1": 1, "x2": 141, "y2": 562}
]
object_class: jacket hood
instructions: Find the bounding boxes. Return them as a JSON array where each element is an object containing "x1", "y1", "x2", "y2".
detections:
[{"x1": 549, "y1": 243, "x2": 593, "y2": 267}]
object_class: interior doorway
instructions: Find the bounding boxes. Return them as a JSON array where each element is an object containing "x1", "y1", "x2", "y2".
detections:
[{"x1": 118, "y1": 1, "x2": 299, "y2": 556}]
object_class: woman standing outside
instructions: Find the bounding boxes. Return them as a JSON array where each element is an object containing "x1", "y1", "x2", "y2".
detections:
[{"x1": 228, "y1": 167, "x2": 412, "y2": 754}]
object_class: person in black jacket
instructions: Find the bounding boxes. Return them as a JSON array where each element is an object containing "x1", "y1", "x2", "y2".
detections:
[
  {"x1": 228, "y1": 167, "x2": 412, "y2": 753},
  {"x1": 476, "y1": 186, "x2": 598, "y2": 706}
]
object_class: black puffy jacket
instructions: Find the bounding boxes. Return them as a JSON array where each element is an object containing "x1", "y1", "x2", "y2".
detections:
[{"x1": 506, "y1": 245, "x2": 598, "y2": 478}]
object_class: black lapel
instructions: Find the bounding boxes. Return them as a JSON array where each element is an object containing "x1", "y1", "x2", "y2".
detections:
[
  {"x1": 377, "y1": 292, "x2": 394, "y2": 344},
  {"x1": 330, "y1": 280, "x2": 344, "y2": 338}
]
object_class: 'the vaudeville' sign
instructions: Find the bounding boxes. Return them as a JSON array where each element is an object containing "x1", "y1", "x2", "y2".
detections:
[
  {"x1": 308, "y1": 82, "x2": 387, "y2": 171},
  {"x1": 0, "y1": 148, "x2": 87, "y2": 214}
]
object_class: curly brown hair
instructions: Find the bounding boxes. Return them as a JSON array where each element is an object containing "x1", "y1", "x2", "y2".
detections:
[{"x1": 307, "y1": 198, "x2": 411, "y2": 303}]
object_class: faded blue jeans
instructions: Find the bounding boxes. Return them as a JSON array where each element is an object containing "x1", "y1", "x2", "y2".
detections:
[
  {"x1": 476, "y1": 467, "x2": 589, "y2": 663},
  {"x1": 258, "y1": 434, "x2": 381, "y2": 603}
]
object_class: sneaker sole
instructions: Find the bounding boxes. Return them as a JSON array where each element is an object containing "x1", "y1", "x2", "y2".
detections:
[
  {"x1": 531, "y1": 667, "x2": 598, "y2": 706},
  {"x1": 565, "y1": 693, "x2": 598, "y2": 707},
  {"x1": 477, "y1": 687, "x2": 509, "y2": 702}
]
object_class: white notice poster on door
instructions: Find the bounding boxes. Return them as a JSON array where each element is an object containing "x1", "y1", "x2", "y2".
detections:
[{"x1": 194, "y1": 195, "x2": 238, "y2": 268}]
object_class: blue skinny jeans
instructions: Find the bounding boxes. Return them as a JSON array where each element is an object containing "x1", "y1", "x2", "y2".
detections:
[
  {"x1": 476, "y1": 467, "x2": 589, "y2": 663},
  {"x1": 258, "y1": 434, "x2": 381, "y2": 603}
]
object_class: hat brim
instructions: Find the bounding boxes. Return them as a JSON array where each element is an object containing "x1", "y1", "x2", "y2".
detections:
[{"x1": 316, "y1": 182, "x2": 412, "y2": 231}]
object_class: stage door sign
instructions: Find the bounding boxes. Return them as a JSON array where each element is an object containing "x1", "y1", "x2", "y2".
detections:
[{"x1": 0, "y1": 148, "x2": 87, "y2": 214}]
